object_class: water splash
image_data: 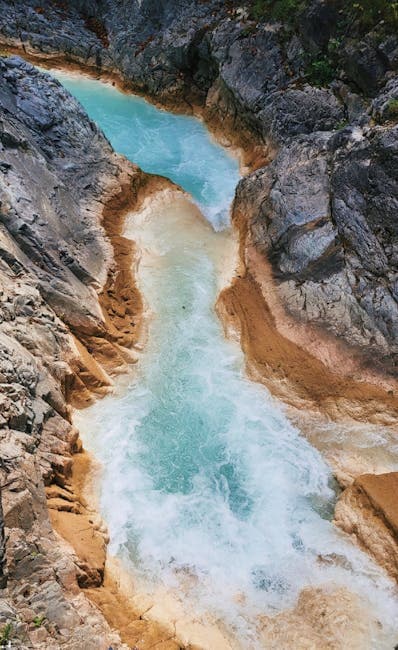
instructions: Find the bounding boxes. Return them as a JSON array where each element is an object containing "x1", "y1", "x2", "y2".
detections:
[{"x1": 76, "y1": 197, "x2": 397, "y2": 646}]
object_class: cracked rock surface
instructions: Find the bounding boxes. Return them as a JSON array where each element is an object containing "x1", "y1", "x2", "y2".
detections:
[
  {"x1": 0, "y1": 55, "x2": 138, "y2": 648},
  {"x1": 236, "y1": 124, "x2": 398, "y2": 373}
]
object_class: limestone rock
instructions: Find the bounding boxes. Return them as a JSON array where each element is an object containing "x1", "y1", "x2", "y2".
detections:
[
  {"x1": 0, "y1": 2, "x2": 397, "y2": 646},
  {"x1": 0, "y1": 0, "x2": 345, "y2": 146},
  {"x1": 335, "y1": 472, "x2": 398, "y2": 580},
  {"x1": 0, "y1": 55, "x2": 136, "y2": 648},
  {"x1": 0, "y1": 0, "x2": 396, "y2": 375},
  {"x1": 372, "y1": 76, "x2": 398, "y2": 122},
  {"x1": 235, "y1": 124, "x2": 398, "y2": 373}
]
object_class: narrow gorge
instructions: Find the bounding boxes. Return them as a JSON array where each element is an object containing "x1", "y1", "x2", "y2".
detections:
[{"x1": 0, "y1": 1, "x2": 398, "y2": 649}]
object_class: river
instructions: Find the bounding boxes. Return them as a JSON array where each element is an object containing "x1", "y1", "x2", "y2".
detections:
[{"x1": 49, "y1": 69, "x2": 398, "y2": 648}]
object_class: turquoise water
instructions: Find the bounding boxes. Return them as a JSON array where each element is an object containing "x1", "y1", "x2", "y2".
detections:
[
  {"x1": 50, "y1": 72, "x2": 238, "y2": 229},
  {"x1": 49, "y1": 70, "x2": 398, "y2": 646}
]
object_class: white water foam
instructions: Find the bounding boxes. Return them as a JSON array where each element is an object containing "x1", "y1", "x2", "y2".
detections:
[{"x1": 75, "y1": 196, "x2": 398, "y2": 648}]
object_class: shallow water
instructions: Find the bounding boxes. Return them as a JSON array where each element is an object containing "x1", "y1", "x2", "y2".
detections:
[
  {"x1": 49, "y1": 70, "x2": 398, "y2": 647},
  {"x1": 49, "y1": 71, "x2": 237, "y2": 229}
]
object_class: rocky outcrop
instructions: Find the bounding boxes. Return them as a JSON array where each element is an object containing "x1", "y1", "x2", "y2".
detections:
[
  {"x1": 234, "y1": 124, "x2": 398, "y2": 375},
  {"x1": 335, "y1": 472, "x2": 398, "y2": 580},
  {"x1": 258, "y1": 585, "x2": 378, "y2": 649},
  {"x1": 0, "y1": 0, "x2": 345, "y2": 151},
  {"x1": 0, "y1": 1, "x2": 395, "y2": 140},
  {"x1": 0, "y1": 55, "x2": 174, "y2": 648}
]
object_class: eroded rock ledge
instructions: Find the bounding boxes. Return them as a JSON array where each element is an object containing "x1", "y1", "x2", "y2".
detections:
[
  {"x1": 335, "y1": 472, "x2": 398, "y2": 581},
  {"x1": 233, "y1": 124, "x2": 398, "y2": 377}
]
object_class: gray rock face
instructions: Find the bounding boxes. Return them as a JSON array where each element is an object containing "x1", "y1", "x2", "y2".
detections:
[
  {"x1": 0, "y1": 7, "x2": 396, "y2": 351},
  {"x1": 0, "y1": 1, "x2": 396, "y2": 645},
  {"x1": 0, "y1": 58, "x2": 115, "y2": 334},
  {"x1": 0, "y1": 0, "x2": 112, "y2": 68},
  {"x1": 0, "y1": 56, "x2": 129, "y2": 648},
  {"x1": 0, "y1": 0, "x2": 396, "y2": 142},
  {"x1": 372, "y1": 76, "x2": 398, "y2": 122},
  {"x1": 298, "y1": 0, "x2": 339, "y2": 53},
  {"x1": 342, "y1": 34, "x2": 390, "y2": 97},
  {"x1": 258, "y1": 86, "x2": 343, "y2": 144},
  {"x1": 237, "y1": 124, "x2": 398, "y2": 372}
]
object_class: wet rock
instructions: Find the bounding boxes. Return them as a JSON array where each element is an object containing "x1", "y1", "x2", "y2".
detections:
[
  {"x1": 50, "y1": 510, "x2": 106, "y2": 588},
  {"x1": 335, "y1": 472, "x2": 398, "y2": 580},
  {"x1": 258, "y1": 585, "x2": 377, "y2": 648}
]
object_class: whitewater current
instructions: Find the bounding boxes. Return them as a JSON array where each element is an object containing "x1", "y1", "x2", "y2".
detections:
[{"x1": 49, "y1": 70, "x2": 398, "y2": 648}]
